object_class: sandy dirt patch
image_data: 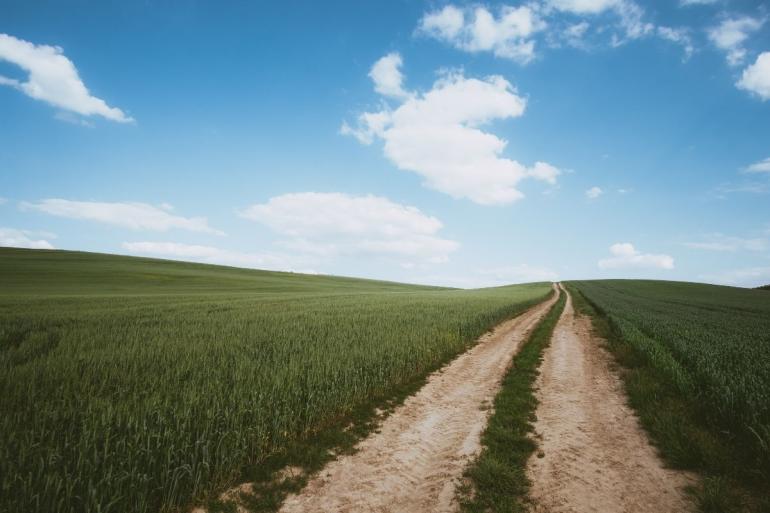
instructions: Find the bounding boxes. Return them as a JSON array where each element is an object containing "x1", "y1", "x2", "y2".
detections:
[
  {"x1": 527, "y1": 286, "x2": 695, "y2": 513},
  {"x1": 277, "y1": 286, "x2": 559, "y2": 513}
]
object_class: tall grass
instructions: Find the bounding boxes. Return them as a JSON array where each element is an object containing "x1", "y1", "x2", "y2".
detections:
[
  {"x1": 0, "y1": 248, "x2": 552, "y2": 513},
  {"x1": 569, "y1": 280, "x2": 770, "y2": 512}
]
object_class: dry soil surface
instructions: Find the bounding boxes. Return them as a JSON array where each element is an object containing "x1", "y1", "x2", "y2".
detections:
[
  {"x1": 277, "y1": 286, "x2": 560, "y2": 513},
  {"x1": 527, "y1": 286, "x2": 695, "y2": 513}
]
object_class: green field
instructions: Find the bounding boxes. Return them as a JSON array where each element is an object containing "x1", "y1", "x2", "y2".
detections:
[
  {"x1": 570, "y1": 280, "x2": 770, "y2": 510},
  {"x1": 0, "y1": 248, "x2": 552, "y2": 513}
]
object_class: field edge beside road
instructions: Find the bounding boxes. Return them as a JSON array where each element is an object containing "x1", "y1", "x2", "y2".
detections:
[
  {"x1": 203, "y1": 287, "x2": 559, "y2": 513},
  {"x1": 458, "y1": 284, "x2": 566, "y2": 513},
  {"x1": 565, "y1": 282, "x2": 770, "y2": 513},
  {"x1": 0, "y1": 248, "x2": 556, "y2": 513}
]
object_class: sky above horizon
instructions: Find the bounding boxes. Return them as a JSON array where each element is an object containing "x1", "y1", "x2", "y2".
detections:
[{"x1": 2, "y1": 0, "x2": 770, "y2": 288}]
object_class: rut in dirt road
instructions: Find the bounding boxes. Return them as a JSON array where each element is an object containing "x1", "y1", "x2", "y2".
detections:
[
  {"x1": 278, "y1": 286, "x2": 560, "y2": 513},
  {"x1": 527, "y1": 286, "x2": 695, "y2": 513}
]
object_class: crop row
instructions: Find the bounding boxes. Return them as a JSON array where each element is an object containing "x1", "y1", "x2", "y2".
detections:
[{"x1": 0, "y1": 280, "x2": 551, "y2": 513}]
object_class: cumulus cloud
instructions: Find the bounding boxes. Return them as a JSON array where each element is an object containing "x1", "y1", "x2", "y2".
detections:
[
  {"x1": 0, "y1": 33, "x2": 132, "y2": 122},
  {"x1": 598, "y1": 242, "x2": 674, "y2": 269},
  {"x1": 369, "y1": 52, "x2": 411, "y2": 99},
  {"x1": 586, "y1": 186, "x2": 603, "y2": 199},
  {"x1": 0, "y1": 228, "x2": 55, "y2": 249},
  {"x1": 745, "y1": 157, "x2": 770, "y2": 172},
  {"x1": 737, "y1": 52, "x2": 770, "y2": 100},
  {"x1": 343, "y1": 58, "x2": 560, "y2": 205},
  {"x1": 241, "y1": 192, "x2": 458, "y2": 263},
  {"x1": 122, "y1": 241, "x2": 317, "y2": 273},
  {"x1": 708, "y1": 16, "x2": 764, "y2": 66},
  {"x1": 419, "y1": 5, "x2": 546, "y2": 64},
  {"x1": 22, "y1": 199, "x2": 223, "y2": 234},
  {"x1": 680, "y1": 0, "x2": 717, "y2": 5}
]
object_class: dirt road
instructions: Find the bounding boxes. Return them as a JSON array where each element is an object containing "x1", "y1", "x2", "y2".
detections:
[
  {"x1": 527, "y1": 287, "x2": 694, "y2": 513},
  {"x1": 278, "y1": 286, "x2": 559, "y2": 513}
]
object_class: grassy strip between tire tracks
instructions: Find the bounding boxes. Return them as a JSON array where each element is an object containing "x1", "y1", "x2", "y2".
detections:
[
  {"x1": 459, "y1": 285, "x2": 566, "y2": 513},
  {"x1": 566, "y1": 282, "x2": 770, "y2": 513}
]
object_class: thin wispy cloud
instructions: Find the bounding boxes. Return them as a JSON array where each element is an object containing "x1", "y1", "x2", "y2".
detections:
[
  {"x1": 684, "y1": 233, "x2": 768, "y2": 252},
  {"x1": 0, "y1": 227, "x2": 55, "y2": 249},
  {"x1": 586, "y1": 186, "x2": 603, "y2": 199},
  {"x1": 598, "y1": 242, "x2": 674, "y2": 269},
  {"x1": 122, "y1": 241, "x2": 316, "y2": 273},
  {"x1": 700, "y1": 266, "x2": 770, "y2": 287},
  {"x1": 707, "y1": 16, "x2": 765, "y2": 67},
  {"x1": 0, "y1": 33, "x2": 132, "y2": 122},
  {"x1": 22, "y1": 199, "x2": 223, "y2": 234},
  {"x1": 745, "y1": 157, "x2": 770, "y2": 173},
  {"x1": 419, "y1": 2, "x2": 692, "y2": 62},
  {"x1": 241, "y1": 192, "x2": 458, "y2": 264}
]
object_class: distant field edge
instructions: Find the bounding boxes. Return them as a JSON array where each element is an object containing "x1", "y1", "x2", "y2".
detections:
[{"x1": 565, "y1": 280, "x2": 770, "y2": 513}]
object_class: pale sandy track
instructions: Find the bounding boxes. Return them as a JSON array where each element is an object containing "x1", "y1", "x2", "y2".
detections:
[
  {"x1": 278, "y1": 285, "x2": 559, "y2": 513},
  {"x1": 527, "y1": 286, "x2": 695, "y2": 513}
]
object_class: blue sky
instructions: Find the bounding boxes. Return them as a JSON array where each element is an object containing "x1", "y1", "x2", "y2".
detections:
[{"x1": 2, "y1": 0, "x2": 770, "y2": 287}]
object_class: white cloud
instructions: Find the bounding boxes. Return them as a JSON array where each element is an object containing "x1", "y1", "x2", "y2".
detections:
[
  {"x1": 563, "y1": 21, "x2": 591, "y2": 47},
  {"x1": 122, "y1": 241, "x2": 316, "y2": 273},
  {"x1": 343, "y1": 59, "x2": 560, "y2": 205},
  {"x1": 0, "y1": 33, "x2": 132, "y2": 122},
  {"x1": 240, "y1": 192, "x2": 458, "y2": 263},
  {"x1": 419, "y1": 5, "x2": 546, "y2": 64},
  {"x1": 369, "y1": 53, "x2": 411, "y2": 99},
  {"x1": 548, "y1": 0, "x2": 619, "y2": 15},
  {"x1": 657, "y1": 26, "x2": 694, "y2": 60},
  {"x1": 547, "y1": 0, "x2": 653, "y2": 42},
  {"x1": 586, "y1": 186, "x2": 603, "y2": 199},
  {"x1": 420, "y1": 5, "x2": 465, "y2": 39},
  {"x1": 22, "y1": 199, "x2": 223, "y2": 234},
  {"x1": 700, "y1": 266, "x2": 770, "y2": 287},
  {"x1": 598, "y1": 242, "x2": 674, "y2": 269},
  {"x1": 680, "y1": 0, "x2": 717, "y2": 5},
  {"x1": 0, "y1": 197, "x2": 7, "y2": 205},
  {"x1": 708, "y1": 16, "x2": 764, "y2": 66},
  {"x1": 746, "y1": 157, "x2": 770, "y2": 172},
  {"x1": 737, "y1": 52, "x2": 770, "y2": 100},
  {"x1": 0, "y1": 228, "x2": 55, "y2": 249}
]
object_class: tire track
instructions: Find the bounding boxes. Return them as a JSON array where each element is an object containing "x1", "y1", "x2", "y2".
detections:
[
  {"x1": 278, "y1": 285, "x2": 559, "y2": 513},
  {"x1": 527, "y1": 286, "x2": 695, "y2": 513}
]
